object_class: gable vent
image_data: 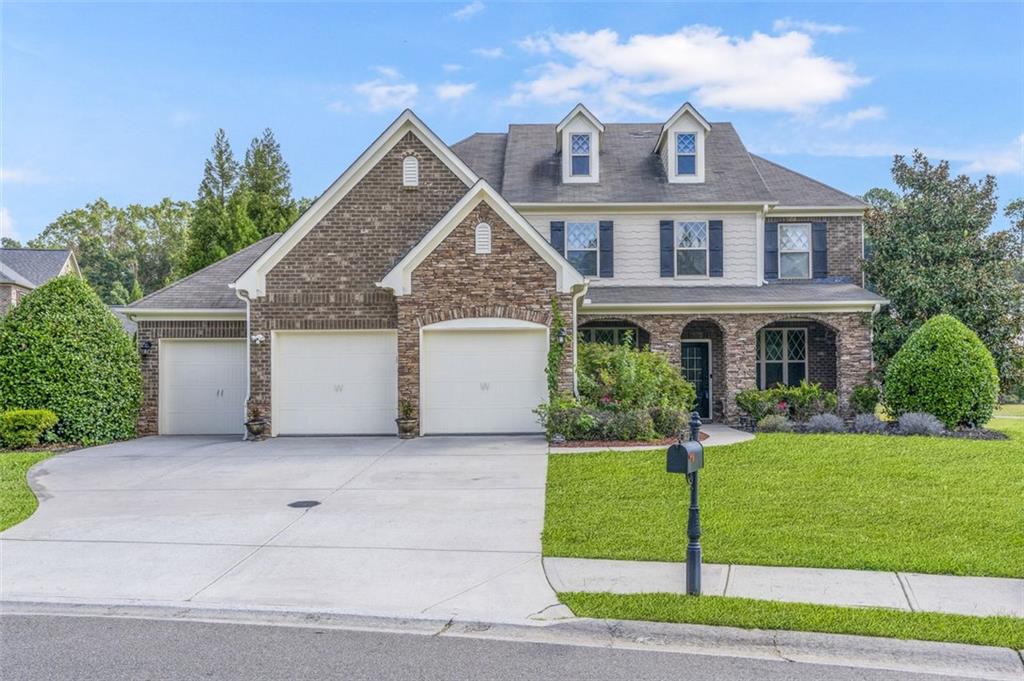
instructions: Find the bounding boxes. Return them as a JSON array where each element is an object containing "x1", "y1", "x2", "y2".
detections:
[
  {"x1": 402, "y1": 155, "x2": 419, "y2": 187},
  {"x1": 475, "y1": 223, "x2": 492, "y2": 254}
]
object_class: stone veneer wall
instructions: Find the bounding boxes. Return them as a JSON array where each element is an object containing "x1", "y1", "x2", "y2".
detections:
[
  {"x1": 772, "y1": 215, "x2": 864, "y2": 284},
  {"x1": 577, "y1": 311, "x2": 872, "y2": 423},
  {"x1": 0, "y1": 284, "x2": 18, "y2": 316},
  {"x1": 246, "y1": 131, "x2": 469, "y2": 426},
  {"x1": 136, "y1": 319, "x2": 247, "y2": 435},
  {"x1": 396, "y1": 201, "x2": 576, "y2": 431}
]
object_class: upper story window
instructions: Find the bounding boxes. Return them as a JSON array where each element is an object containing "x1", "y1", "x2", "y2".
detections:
[
  {"x1": 779, "y1": 223, "x2": 811, "y2": 279},
  {"x1": 570, "y1": 134, "x2": 591, "y2": 176},
  {"x1": 676, "y1": 133, "x2": 697, "y2": 175},
  {"x1": 675, "y1": 221, "x2": 708, "y2": 276},
  {"x1": 566, "y1": 221, "x2": 598, "y2": 275},
  {"x1": 474, "y1": 222, "x2": 492, "y2": 254},
  {"x1": 402, "y1": 155, "x2": 419, "y2": 187}
]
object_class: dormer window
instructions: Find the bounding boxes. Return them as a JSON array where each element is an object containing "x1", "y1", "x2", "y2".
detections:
[
  {"x1": 676, "y1": 133, "x2": 697, "y2": 176},
  {"x1": 570, "y1": 134, "x2": 591, "y2": 176}
]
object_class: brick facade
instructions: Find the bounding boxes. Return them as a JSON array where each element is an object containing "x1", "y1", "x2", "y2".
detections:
[
  {"x1": 773, "y1": 215, "x2": 863, "y2": 283},
  {"x1": 396, "y1": 201, "x2": 576, "y2": 431},
  {"x1": 135, "y1": 320, "x2": 247, "y2": 435}
]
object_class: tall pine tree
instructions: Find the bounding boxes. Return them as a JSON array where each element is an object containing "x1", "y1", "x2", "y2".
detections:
[
  {"x1": 184, "y1": 129, "x2": 259, "y2": 273},
  {"x1": 242, "y1": 128, "x2": 299, "y2": 238}
]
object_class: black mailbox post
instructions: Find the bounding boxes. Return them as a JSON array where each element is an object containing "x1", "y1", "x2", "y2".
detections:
[{"x1": 666, "y1": 412, "x2": 704, "y2": 596}]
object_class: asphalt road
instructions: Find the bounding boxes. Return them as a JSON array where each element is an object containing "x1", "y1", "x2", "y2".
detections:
[{"x1": 1, "y1": 614, "x2": 971, "y2": 681}]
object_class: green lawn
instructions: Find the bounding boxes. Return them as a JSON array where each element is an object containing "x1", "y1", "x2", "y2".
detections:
[
  {"x1": 544, "y1": 410, "x2": 1024, "y2": 578},
  {"x1": 561, "y1": 592, "x2": 1024, "y2": 650},
  {"x1": 0, "y1": 451, "x2": 56, "y2": 531},
  {"x1": 997, "y1": 403, "x2": 1024, "y2": 417}
]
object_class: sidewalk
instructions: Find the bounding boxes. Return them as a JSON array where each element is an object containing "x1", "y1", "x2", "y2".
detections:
[{"x1": 543, "y1": 557, "x2": 1024, "y2": 618}]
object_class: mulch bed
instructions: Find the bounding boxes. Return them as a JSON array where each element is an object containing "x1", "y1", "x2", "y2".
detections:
[{"x1": 551, "y1": 431, "x2": 709, "y2": 448}]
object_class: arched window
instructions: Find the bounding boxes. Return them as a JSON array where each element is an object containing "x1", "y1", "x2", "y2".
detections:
[
  {"x1": 402, "y1": 156, "x2": 419, "y2": 187},
  {"x1": 475, "y1": 223, "x2": 492, "y2": 254}
]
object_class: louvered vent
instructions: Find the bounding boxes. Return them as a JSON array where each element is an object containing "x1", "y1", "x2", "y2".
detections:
[
  {"x1": 475, "y1": 223, "x2": 492, "y2": 254},
  {"x1": 402, "y1": 156, "x2": 419, "y2": 187}
]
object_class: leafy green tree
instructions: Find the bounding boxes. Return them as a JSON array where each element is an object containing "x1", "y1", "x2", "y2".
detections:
[
  {"x1": 1, "y1": 237, "x2": 22, "y2": 248},
  {"x1": 107, "y1": 280, "x2": 130, "y2": 305},
  {"x1": 864, "y1": 152, "x2": 1024, "y2": 389},
  {"x1": 242, "y1": 128, "x2": 298, "y2": 238},
  {"x1": 1006, "y1": 198, "x2": 1024, "y2": 283}
]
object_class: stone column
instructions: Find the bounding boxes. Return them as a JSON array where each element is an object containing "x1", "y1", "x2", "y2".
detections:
[
  {"x1": 722, "y1": 316, "x2": 759, "y2": 423},
  {"x1": 835, "y1": 313, "x2": 873, "y2": 413}
]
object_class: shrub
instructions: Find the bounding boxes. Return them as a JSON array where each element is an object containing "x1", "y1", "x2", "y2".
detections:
[
  {"x1": 757, "y1": 415, "x2": 794, "y2": 433},
  {"x1": 0, "y1": 409, "x2": 58, "y2": 449},
  {"x1": 0, "y1": 277, "x2": 141, "y2": 444},
  {"x1": 578, "y1": 341, "x2": 696, "y2": 412},
  {"x1": 806, "y1": 413, "x2": 845, "y2": 433},
  {"x1": 604, "y1": 409, "x2": 657, "y2": 441},
  {"x1": 735, "y1": 388, "x2": 779, "y2": 422},
  {"x1": 883, "y1": 314, "x2": 999, "y2": 428},
  {"x1": 896, "y1": 412, "x2": 944, "y2": 436},
  {"x1": 850, "y1": 383, "x2": 881, "y2": 414},
  {"x1": 649, "y1": 406, "x2": 688, "y2": 439},
  {"x1": 534, "y1": 393, "x2": 597, "y2": 441},
  {"x1": 850, "y1": 413, "x2": 888, "y2": 434},
  {"x1": 736, "y1": 382, "x2": 837, "y2": 421}
]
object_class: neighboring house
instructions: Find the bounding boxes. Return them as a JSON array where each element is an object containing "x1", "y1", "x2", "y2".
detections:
[
  {"x1": 126, "y1": 104, "x2": 886, "y2": 437},
  {"x1": 0, "y1": 248, "x2": 80, "y2": 315}
]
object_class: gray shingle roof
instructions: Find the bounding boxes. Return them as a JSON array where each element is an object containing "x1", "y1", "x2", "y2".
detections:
[
  {"x1": 0, "y1": 248, "x2": 73, "y2": 287},
  {"x1": 0, "y1": 261, "x2": 35, "y2": 288},
  {"x1": 128, "y1": 235, "x2": 281, "y2": 310},
  {"x1": 451, "y1": 133, "x2": 507, "y2": 192},
  {"x1": 751, "y1": 154, "x2": 866, "y2": 208},
  {"x1": 584, "y1": 283, "x2": 886, "y2": 306}
]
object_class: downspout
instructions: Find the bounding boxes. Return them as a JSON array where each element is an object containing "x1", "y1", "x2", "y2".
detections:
[
  {"x1": 571, "y1": 282, "x2": 588, "y2": 398},
  {"x1": 758, "y1": 203, "x2": 770, "y2": 284},
  {"x1": 234, "y1": 288, "x2": 252, "y2": 441},
  {"x1": 869, "y1": 303, "x2": 881, "y2": 371}
]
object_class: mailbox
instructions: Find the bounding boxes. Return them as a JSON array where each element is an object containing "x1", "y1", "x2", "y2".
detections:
[{"x1": 667, "y1": 441, "x2": 704, "y2": 475}]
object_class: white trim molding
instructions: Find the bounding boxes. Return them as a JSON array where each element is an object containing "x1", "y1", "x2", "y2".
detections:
[
  {"x1": 655, "y1": 102, "x2": 711, "y2": 152},
  {"x1": 581, "y1": 301, "x2": 885, "y2": 315},
  {"x1": 423, "y1": 317, "x2": 547, "y2": 331},
  {"x1": 377, "y1": 179, "x2": 588, "y2": 295},
  {"x1": 124, "y1": 308, "x2": 246, "y2": 321},
  {"x1": 555, "y1": 103, "x2": 605, "y2": 138},
  {"x1": 232, "y1": 109, "x2": 478, "y2": 298}
]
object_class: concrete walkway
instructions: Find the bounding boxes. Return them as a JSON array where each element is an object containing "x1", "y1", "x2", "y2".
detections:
[
  {"x1": 544, "y1": 557, "x2": 1024, "y2": 618},
  {"x1": 551, "y1": 424, "x2": 754, "y2": 454}
]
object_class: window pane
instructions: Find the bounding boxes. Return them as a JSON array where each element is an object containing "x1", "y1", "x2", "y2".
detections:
[
  {"x1": 568, "y1": 250, "x2": 597, "y2": 275},
  {"x1": 780, "y1": 224, "x2": 810, "y2": 251},
  {"x1": 763, "y1": 329, "x2": 784, "y2": 361},
  {"x1": 676, "y1": 221, "x2": 707, "y2": 249},
  {"x1": 787, "y1": 330, "x2": 807, "y2": 361},
  {"x1": 787, "y1": 363, "x2": 806, "y2": 386},
  {"x1": 571, "y1": 155, "x2": 590, "y2": 176},
  {"x1": 764, "y1": 363, "x2": 784, "y2": 388},
  {"x1": 780, "y1": 252, "x2": 809, "y2": 279},
  {"x1": 593, "y1": 329, "x2": 616, "y2": 344},
  {"x1": 676, "y1": 249, "x2": 707, "y2": 276},
  {"x1": 676, "y1": 133, "x2": 696, "y2": 153},
  {"x1": 579, "y1": 329, "x2": 594, "y2": 342},
  {"x1": 567, "y1": 222, "x2": 598, "y2": 249},
  {"x1": 571, "y1": 134, "x2": 590, "y2": 154},
  {"x1": 677, "y1": 154, "x2": 696, "y2": 175}
]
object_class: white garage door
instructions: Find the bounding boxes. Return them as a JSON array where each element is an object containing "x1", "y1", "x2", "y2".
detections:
[
  {"x1": 273, "y1": 331, "x2": 397, "y2": 435},
  {"x1": 421, "y1": 325, "x2": 547, "y2": 434},
  {"x1": 160, "y1": 340, "x2": 247, "y2": 435}
]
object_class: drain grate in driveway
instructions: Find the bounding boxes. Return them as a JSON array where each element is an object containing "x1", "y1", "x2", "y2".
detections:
[{"x1": 287, "y1": 500, "x2": 321, "y2": 509}]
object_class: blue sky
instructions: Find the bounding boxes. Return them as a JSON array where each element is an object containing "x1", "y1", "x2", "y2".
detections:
[{"x1": 2, "y1": 2, "x2": 1022, "y2": 241}]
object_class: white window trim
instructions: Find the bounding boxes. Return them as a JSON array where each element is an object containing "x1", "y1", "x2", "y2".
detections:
[
  {"x1": 566, "y1": 220, "x2": 600, "y2": 278},
  {"x1": 757, "y1": 327, "x2": 808, "y2": 389},
  {"x1": 674, "y1": 220, "x2": 710, "y2": 279},
  {"x1": 778, "y1": 222, "x2": 812, "y2": 280},
  {"x1": 570, "y1": 133, "x2": 592, "y2": 177},
  {"x1": 474, "y1": 222, "x2": 492, "y2": 254},
  {"x1": 675, "y1": 132, "x2": 697, "y2": 177}
]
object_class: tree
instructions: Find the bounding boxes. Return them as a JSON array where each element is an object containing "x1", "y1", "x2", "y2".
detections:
[
  {"x1": 242, "y1": 128, "x2": 298, "y2": 238},
  {"x1": 864, "y1": 152, "x2": 1024, "y2": 390},
  {"x1": 1, "y1": 237, "x2": 22, "y2": 248},
  {"x1": 1006, "y1": 198, "x2": 1024, "y2": 283}
]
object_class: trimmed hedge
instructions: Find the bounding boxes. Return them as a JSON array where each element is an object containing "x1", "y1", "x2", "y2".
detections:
[
  {"x1": 0, "y1": 276, "x2": 141, "y2": 444},
  {"x1": 0, "y1": 409, "x2": 58, "y2": 448},
  {"x1": 883, "y1": 315, "x2": 999, "y2": 428}
]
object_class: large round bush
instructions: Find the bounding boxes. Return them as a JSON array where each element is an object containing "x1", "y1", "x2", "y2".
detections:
[
  {"x1": 577, "y1": 341, "x2": 696, "y2": 412},
  {"x1": 0, "y1": 276, "x2": 141, "y2": 444},
  {"x1": 882, "y1": 314, "x2": 998, "y2": 428}
]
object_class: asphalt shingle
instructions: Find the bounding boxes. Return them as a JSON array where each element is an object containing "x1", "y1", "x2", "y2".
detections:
[
  {"x1": 451, "y1": 133, "x2": 507, "y2": 192},
  {"x1": 0, "y1": 249, "x2": 73, "y2": 287},
  {"x1": 751, "y1": 154, "x2": 866, "y2": 208}
]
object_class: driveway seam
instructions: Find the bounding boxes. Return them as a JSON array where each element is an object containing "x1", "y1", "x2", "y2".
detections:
[{"x1": 419, "y1": 553, "x2": 542, "y2": 615}]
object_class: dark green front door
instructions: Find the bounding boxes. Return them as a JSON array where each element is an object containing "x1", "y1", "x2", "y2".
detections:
[{"x1": 681, "y1": 341, "x2": 711, "y2": 420}]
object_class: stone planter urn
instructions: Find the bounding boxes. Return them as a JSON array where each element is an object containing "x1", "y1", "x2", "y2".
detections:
[
  {"x1": 395, "y1": 417, "x2": 417, "y2": 439},
  {"x1": 245, "y1": 418, "x2": 268, "y2": 440}
]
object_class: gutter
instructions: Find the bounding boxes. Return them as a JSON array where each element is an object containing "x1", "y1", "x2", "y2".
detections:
[{"x1": 581, "y1": 300, "x2": 888, "y2": 315}]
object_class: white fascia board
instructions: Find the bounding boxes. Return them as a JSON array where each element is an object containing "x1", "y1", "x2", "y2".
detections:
[
  {"x1": 581, "y1": 300, "x2": 885, "y2": 315},
  {"x1": 232, "y1": 109, "x2": 478, "y2": 298},
  {"x1": 513, "y1": 201, "x2": 775, "y2": 213},
  {"x1": 768, "y1": 206, "x2": 867, "y2": 216},
  {"x1": 556, "y1": 103, "x2": 605, "y2": 135},
  {"x1": 378, "y1": 179, "x2": 587, "y2": 295},
  {"x1": 125, "y1": 309, "x2": 246, "y2": 321},
  {"x1": 655, "y1": 102, "x2": 711, "y2": 152},
  {"x1": 66, "y1": 251, "x2": 82, "y2": 277},
  {"x1": 424, "y1": 317, "x2": 547, "y2": 331}
]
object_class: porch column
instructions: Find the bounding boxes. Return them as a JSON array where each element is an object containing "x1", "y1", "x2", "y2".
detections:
[
  {"x1": 646, "y1": 315, "x2": 687, "y2": 369},
  {"x1": 835, "y1": 314, "x2": 873, "y2": 413},
  {"x1": 722, "y1": 316, "x2": 759, "y2": 423}
]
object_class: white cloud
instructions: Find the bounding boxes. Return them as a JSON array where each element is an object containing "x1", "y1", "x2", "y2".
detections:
[
  {"x1": 472, "y1": 47, "x2": 504, "y2": 59},
  {"x1": 354, "y1": 79, "x2": 419, "y2": 112},
  {"x1": 374, "y1": 65, "x2": 401, "y2": 79},
  {"x1": 326, "y1": 100, "x2": 352, "y2": 114},
  {"x1": 773, "y1": 18, "x2": 853, "y2": 35},
  {"x1": 0, "y1": 167, "x2": 48, "y2": 184},
  {"x1": 452, "y1": 1, "x2": 484, "y2": 20},
  {"x1": 0, "y1": 207, "x2": 18, "y2": 242},
  {"x1": 169, "y1": 110, "x2": 200, "y2": 128},
  {"x1": 517, "y1": 35, "x2": 551, "y2": 55},
  {"x1": 508, "y1": 26, "x2": 868, "y2": 116},
  {"x1": 962, "y1": 134, "x2": 1024, "y2": 175},
  {"x1": 442, "y1": 63, "x2": 464, "y2": 72},
  {"x1": 436, "y1": 82, "x2": 477, "y2": 100},
  {"x1": 822, "y1": 106, "x2": 886, "y2": 130}
]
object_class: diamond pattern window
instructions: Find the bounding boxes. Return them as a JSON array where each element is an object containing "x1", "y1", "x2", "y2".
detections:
[
  {"x1": 757, "y1": 328, "x2": 808, "y2": 388},
  {"x1": 570, "y1": 133, "x2": 591, "y2": 176},
  {"x1": 579, "y1": 326, "x2": 640, "y2": 347},
  {"x1": 779, "y1": 223, "x2": 811, "y2": 279},
  {"x1": 675, "y1": 221, "x2": 708, "y2": 276},
  {"x1": 566, "y1": 221, "x2": 598, "y2": 276},
  {"x1": 676, "y1": 133, "x2": 696, "y2": 175}
]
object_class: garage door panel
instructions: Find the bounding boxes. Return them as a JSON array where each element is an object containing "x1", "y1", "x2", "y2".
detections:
[{"x1": 160, "y1": 340, "x2": 246, "y2": 435}]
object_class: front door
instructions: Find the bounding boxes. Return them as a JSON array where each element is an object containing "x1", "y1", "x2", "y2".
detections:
[{"x1": 681, "y1": 341, "x2": 712, "y2": 420}]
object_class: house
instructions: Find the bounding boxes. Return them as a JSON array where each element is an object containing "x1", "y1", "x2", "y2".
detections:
[
  {"x1": 125, "y1": 104, "x2": 886, "y2": 437},
  {"x1": 0, "y1": 248, "x2": 80, "y2": 315}
]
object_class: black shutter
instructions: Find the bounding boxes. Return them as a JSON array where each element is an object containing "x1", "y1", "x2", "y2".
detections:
[
  {"x1": 599, "y1": 220, "x2": 614, "y2": 278},
  {"x1": 708, "y1": 220, "x2": 724, "y2": 277},
  {"x1": 660, "y1": 220, "x2": 674, "y2": 277},
  {"x1": 812, "y1": 221, "x2": 828, "y2": 279},
  {"x1": 550, "y1": 221, "x2": 565, "y2": 256},
  {"x1": 764, "y1": 221, "x2": 779, "y2": 280}
]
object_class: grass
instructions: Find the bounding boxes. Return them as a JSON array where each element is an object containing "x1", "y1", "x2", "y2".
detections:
[
  {"x1": 544, "y1": 407, "x2": 1024, "y2": 578},
  {"x1": 997, "y1": 403, "x2": 1024, "y2": 417},
  {"x1": 561, "y1": 592, "x2": 1024, "y2": 650},
  {"x1": 0, "y1": 450, "x2": 57, "y2": 531}
]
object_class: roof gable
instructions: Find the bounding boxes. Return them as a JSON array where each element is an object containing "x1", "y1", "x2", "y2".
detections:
[
  {"x1": 378, "y1": 180, "x2": 586, "y2": 295},
  {"x1": 0, "y1": 248, "x2": 77, "y2": 287},
  {"x1": 655, "y1": 102, "x2": 711, "y2": 152},
  {"x1": 233, "y1": 110, "x2": 478, "y2": 298}
]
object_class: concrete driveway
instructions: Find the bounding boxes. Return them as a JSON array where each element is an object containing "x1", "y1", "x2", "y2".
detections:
[{"x1": 0, "y1": 436, "x2": 564, "y2": 624}]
